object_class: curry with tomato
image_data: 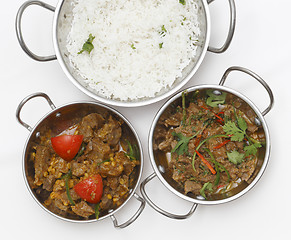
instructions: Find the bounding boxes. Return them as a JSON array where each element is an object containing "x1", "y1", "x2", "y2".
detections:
[{"x1": 29, "y1": 112, "x2": 140, "y2": 220}]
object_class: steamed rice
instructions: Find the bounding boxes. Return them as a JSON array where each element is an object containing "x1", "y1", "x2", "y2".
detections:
[{"x1": 66, "y1": 0, "x2": 203, "y2": 101}]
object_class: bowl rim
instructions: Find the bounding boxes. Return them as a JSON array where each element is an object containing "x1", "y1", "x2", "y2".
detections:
[
  {"x1": 22, "y1": 100, "x2": 144, "y2": 222},
  {"x1": 52, "y1": 0, "x2": 211, "y2": 107},
  {"x1": 148, "y1": 84, "x2": 271, "y2": 205}
]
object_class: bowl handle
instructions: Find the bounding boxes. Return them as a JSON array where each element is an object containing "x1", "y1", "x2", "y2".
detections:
[
  {"x1": 207, "y1": 0, "x2": 236, "y2": 53},
  {"x1": 16, "y1": 1, "x2": 57, "y2": 62},
  {"x1": 110, "y1": 193, "x2": 145, "y2": 229},
  {"x1": 16, "y1": 92, "x2": 56, "y2": 131},
  {"x1": 140, "y1": 173, "x2": 198, "y2": 220},
  {"x1": 219, "y1": 66, "x2": 274, "y2": 116}
]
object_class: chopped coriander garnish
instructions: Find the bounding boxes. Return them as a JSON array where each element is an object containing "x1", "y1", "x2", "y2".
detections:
[
  {"x1": 131, "y1": 43, "x2": 136, "y2": 50},
  {"x1": 244, "y1": 142, "x2": 262, "y2": 156},
  {"x1": 78, "y1": 34, "x2": 95, "y2": 54},
  {"x1": 161, "y1": 25, "x2": 167, "y2": 33},
  {"x1": 159, "y1": 42, "x2": 164, "y2": 48},
  {"x1": 222, "y1": 121, "x2": 246, "y2": 142},
  {"x1": 227, "y1": 150, "x2": 245, "y2": 165},
  {"x1": 179, "y1": 0, "x2": 186, "y2": 5},
  {"x1": 171, "y1": 131, "x2": 200, "y2": 156}
]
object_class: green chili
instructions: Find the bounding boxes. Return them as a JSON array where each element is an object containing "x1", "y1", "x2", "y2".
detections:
[
  {"x1": 62, "y1": 170, "x2": 75, "y2": 206},
  {"x1": 95, "y1": 203, "x2": 100, "y2": 220}
]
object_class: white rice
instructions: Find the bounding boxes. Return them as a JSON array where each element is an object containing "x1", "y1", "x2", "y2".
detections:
[{"x1": 66, "y1": 0, "x2": 202, "y2": 101}]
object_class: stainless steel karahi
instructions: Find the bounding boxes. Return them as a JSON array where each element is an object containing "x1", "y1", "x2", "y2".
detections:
[
  {"x1": 140, "y1": 66, "x2": 274, "y2": 219},
  {"x1": 16, "y1": 0, "x2": 236, "y2": 107},
  {"x1": 16, "y1": 92, "x2": 145, "y2": 228}
]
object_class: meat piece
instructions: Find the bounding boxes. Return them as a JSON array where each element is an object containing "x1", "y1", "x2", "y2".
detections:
[
  {"x1": 71, "y1": 201, "x2": 95, "y2": 218},
  {"x1": 184, "y1": 180, "x2": 202, "y2": 195},
  {"x1": 100, "y1": 187, "x2": 113, "y2": 210},
  {"x1": 106, "y1": 177, "x2": 119, "y2": 190},
  {"x1": 53, "y1": 179, "x2": 65, "y2": 192},
  {"x1": 153, "y1": 125, "x2": 167, "y2": 140},
  {"x1": 34, "y1": 145, "x2": 50, "y2": 186},
  {"x1": 85, "y1": 137, "x2": 111, "y2": 162},
  {"x1": 99, "y1": 152, "x2": 125, "y2": 177},
  {"x1": 53, "y1": 198, "x2": 69, "y2": 212},
  {"x1": 54, "y1": 158, "x2": 69, "y2": 173},
  {"x1": 164, "y1": 112, "x2": 183, "y2": 127},
  {"x1": 78, "y1": 113, "x2": 105, "y2": 141},
  {"x1": 158, "y1": 130, "x2": 174, "y2": 152},
  {"x1": 187, "y1": 102, "x2": 200, "y2": 115},
  {"x1": 71, "y1": 161, "x2": 87, "y2": 177},
  {"x1": 43, "y1": 174, "x2": 56, "y2": 191},
  {"x1": 97, "y1": 115, "x2": 122, "y2": 146},
  {"x1": 238, "y1": 156, "x2": 257, "y2": 181}
]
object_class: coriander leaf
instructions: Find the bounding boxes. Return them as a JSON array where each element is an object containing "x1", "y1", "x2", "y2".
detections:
[
  {"x1": 206, "y1": 90, "x2": 227, "y2": 108},
  {"x1": 227, "y1": 151, "x2": 244, "y2": 165},
  {"x1": 238, "y1": 117, "x2": 247, "y2": 132},
  {"x1": 244, "y1": 142, "x2": 262, "y2": 156},
  {"x1": 171, "y1": 131, "x2": 198, "y2": 155},
  {"x1": 131, "y1": 43, "x2": 136, "y2": 50},
  {"x1": 222, "y1": 121, "x2": 245, "y2": 142},
  {"x1": 200, "y1": 182, "x2": 213, "y2": 199},
  {"x1": 78, "y1": 34, "x2": 95, "y2": 54},
  {"x1": 159, "y1": 43, "x2": 163, "y2": 49},
  {"x1": 179, "y1": 0, "x2": 186, "y2": 5},
  {"x1": 161, "y1": 25, "x2": 167, "y2": 33}
]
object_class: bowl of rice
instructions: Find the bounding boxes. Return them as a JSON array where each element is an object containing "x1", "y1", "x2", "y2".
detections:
[{"x1": 16, "y1": 0, "x2": 236, "y2": 107}]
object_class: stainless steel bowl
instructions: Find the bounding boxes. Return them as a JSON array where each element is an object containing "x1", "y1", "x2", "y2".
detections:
[
  {"x1": 16, "y1": 0, "x2": 236, "y2": 107},
  {"x1": 140, "y1": 66, "x2": 274, "y2": 219},
  {"x1": 16, "y1": 92, "x2": 145, "y2": 228}
]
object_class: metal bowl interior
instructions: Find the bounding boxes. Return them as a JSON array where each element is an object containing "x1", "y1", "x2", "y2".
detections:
[
  {"x1": 53, "y1": 0, "x2": 210, "y2": 107},
  {"x1": 149, "y1": 85, "x2": 270, "y2": 205},
  {"x1": 23, "y1": 102, "x2": 143, "y2": 222}
]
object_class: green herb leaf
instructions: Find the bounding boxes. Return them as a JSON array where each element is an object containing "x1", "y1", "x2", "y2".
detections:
[
  {"x1": 237, "y1": 117, "x2": 248, "y2": 132},
  {"x1": 161, "y1": 25, "x2": 167, "y2": 33},
  {"x1": 159, "y1": 42, "x2": 163, "y2": 49},
  {"x1": 222, "y1": 121, "x2": 246, "y2": 142},
  {"x1": 179, "y1": 0, "x2": 186, "y2": 5},
  {"x1": 171, "y1": 131, "x2": 199, "y2": 156},
  {"x1": 227, "y1": 150, "x2": 244, "y2": 165},
  {"x1": 131, "y1": 43, "x2": 136, "y2": 50},
  {"x1": 78, "y1": 34, "x2": 95, "y2": 54},
  {"x1": 200, "y1": 182, "x2": 213, "y2": 199},
  {"x1": 206, "y1": 90, "x2": 227, "y2": 108},
  {"x1": 244, "y1": 142, "x2": 262, "y2": 156}
]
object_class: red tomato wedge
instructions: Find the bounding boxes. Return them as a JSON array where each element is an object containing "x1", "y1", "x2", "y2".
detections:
[
  {"x1": 74, "y1": 174, "x2": 103, "y2": 204},
  {"x1": 51, "y1": 135, "x2": 83, "y2": 161}
]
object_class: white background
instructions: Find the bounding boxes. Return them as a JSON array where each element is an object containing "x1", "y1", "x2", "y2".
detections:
[{"x1": 1, "y1": 0, "x2": 290, "y2": 239}]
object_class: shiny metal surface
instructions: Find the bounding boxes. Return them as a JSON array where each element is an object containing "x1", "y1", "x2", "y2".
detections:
[
  {"x1": 141, "y1": 66, "x2": 273, "y2": 219},
  {"x1": 15, "y1": 1, "x2": 57, "y2": 62},
  {"x1": 16, "y1": 0, "x2": 236, "y2": 107},
  {"x1": 219, "y1": 66, "x2": 274, "y2": 116},
  {"x1": 16, "y1": 93, "x2": 145, "y2": 228},
  {"x1": 140, "y1": 173, "x2": 198, "y2": 220}
]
